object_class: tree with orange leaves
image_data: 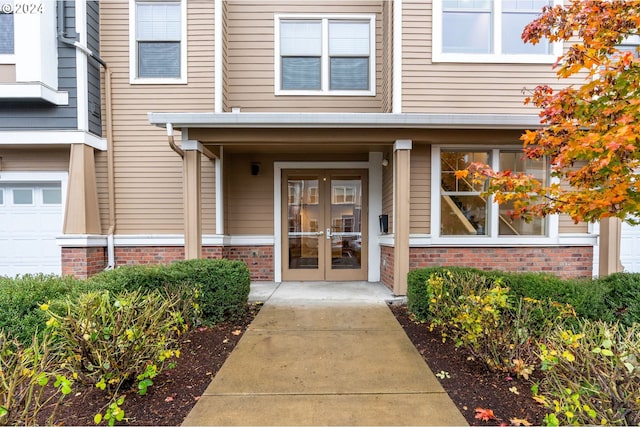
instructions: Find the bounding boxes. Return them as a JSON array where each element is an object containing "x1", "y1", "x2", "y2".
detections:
[{"x1": 470, "y1": 0, "x2": 640, "y2": 224}]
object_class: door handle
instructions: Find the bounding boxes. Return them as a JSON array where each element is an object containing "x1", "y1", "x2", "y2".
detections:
[
  {"x1": 326, "y1": 228, "x2": 332, "y2": 239},
  {"x1": 314, "y1": 230, "x2": 324, "y2": 236}
]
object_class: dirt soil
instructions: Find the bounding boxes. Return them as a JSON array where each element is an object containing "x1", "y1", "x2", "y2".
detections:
[{"x1": 41, "y1": 303, "x2": 547, "y2": 426}]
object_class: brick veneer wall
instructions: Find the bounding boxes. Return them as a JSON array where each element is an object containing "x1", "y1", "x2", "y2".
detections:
[
  {"x1": 409, "y1": 246, "x2": 593, "y2": 279},
  {"x1": 380, "y1": 245, "x2": 394, "y2": 290},
  {"x1": 223, "y1": 246, "x2": 274, "y2": 281},
  {"x1": 62, "y1": 245, "x2": 274, "y2": 281},
  {"x1": 61, "y1": 247, "x2": 106, "y2": 279}
]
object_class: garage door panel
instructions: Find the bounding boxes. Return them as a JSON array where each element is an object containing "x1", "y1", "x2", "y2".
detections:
[
  {"x1": 0, "y1": 183, "x2": 63, "y2": 276},
  {"x1": 621, "y1": 223, "x2": 640, "y2": 273}
]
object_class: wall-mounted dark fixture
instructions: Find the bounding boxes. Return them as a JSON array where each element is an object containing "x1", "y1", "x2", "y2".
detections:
[
  {"x1": 379, "y1": 214, "x2": 389, "y2": 234},
  {"x1": 251, "y1": 162, "x2": 261, "y2": 176}
]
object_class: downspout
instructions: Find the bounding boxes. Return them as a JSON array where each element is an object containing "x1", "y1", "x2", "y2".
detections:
[
  {"x1": 58, "y1": 1, "x2": 116, "y2": 269},
  {"x1": 167, "y1": 123, "x2": 184, "y2": 158}
]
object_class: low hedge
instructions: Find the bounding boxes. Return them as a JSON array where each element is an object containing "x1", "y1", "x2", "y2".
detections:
[
  {"x1": 88, "y1": 259, "x2": 250, "y2": 324},
  {"x1": 0, "y1": 274, "x2": 88, "y2": 343},
  {"x1": 408, "y1": 267, "x2": 639, "y2": 326},
  {"x1": 1, "y1": 259, "x2": 251, "y2": 343},
  {"x1": 167, "y1": 259, "x2": 250, "y2": 323}
]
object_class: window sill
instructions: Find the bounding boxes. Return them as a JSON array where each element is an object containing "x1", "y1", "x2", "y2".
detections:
[
  {"x1": 275, "y1": 89, "x2": 376, "y2": 97},
  {"x1": 129, "y1": 77, "x2": 187, "y2": 85},
  {"x1": 432, "y1": 52, "x2": 559, "y2": 64}
]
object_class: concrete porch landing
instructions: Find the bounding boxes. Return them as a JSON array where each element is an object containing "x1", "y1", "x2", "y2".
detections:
[{"x1": 182, "y1": 282, "x2": 468, "y2": 426}]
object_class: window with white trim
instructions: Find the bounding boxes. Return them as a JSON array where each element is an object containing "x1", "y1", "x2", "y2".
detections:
[
  {"x1": 275, "y1": 15, "x2": 375, "y2": 95},
  {"x1": 433, "y1": 0, "x2": 560, "y2": 63},
  {"x1": 436, "y1": 148, "x2": 547, "y2": 238},
  {"x1": 130, "y1": 0, "x2": 186, "y2": 83},
  {"x1": 0, "y1": 2, "x2": 14, "y2": 55}
]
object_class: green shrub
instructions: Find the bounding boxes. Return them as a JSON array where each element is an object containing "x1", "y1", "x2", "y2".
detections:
[
  {"x1": 0, "y1": 331, "x2": 73, "y2": 426},
  {"x1": 407, "y1": 266, "x2": 486, "y2": 322},
  {"x1": 168, "y1": 259, "x2": 250, "y2": 324},
  {"x1": 0, "y1": 274, "x2": 87, "y2": 344},
  {"x1": 87, "y1": 264, "x2": 171, "y2": 294},
  {"x1": 43, "y1": 289, "x2": 186, "y2": 424},
  {"x1": 593, "y1": 272, "x2": 640, "y2": 326},
  {"x1": 536, "y1": 321, "x2": 640, "y2": 426}
]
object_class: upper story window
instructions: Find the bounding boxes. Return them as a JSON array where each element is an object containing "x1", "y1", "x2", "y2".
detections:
[
  {"x1": 433, "y1": 146, "x2": 550, "y2": 243},
  {"x1": 0, "y1": 4, "x2": 14, "y2": 55},
  {"x1": 130, "y1": 0, "x2": 186, "y2": 84},
  {"x1": 275, "y1": 14, "x2": 376, "y2": 96},
  {"x1": 433, "y1": 0, "x2": 561, "y2": 63}
]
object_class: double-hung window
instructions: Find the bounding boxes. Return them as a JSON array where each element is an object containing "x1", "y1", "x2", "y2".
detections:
[
  {"x1": 0, "y1": 2, "x2": 14, "y2": 55},
  {"x1": 433, "y1": 0, "x2": 560, "y2": 63},
  {"x1": 433, "y1": 147, "x2": 549, "y2": 242},
  {"x1": 130, "y1": 0, "x2": 186, "y2": 83},
  {"x1": 275, "y1": 15, "x2": 375, "y2": 95}
]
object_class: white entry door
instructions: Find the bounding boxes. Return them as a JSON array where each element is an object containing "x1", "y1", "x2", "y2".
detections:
[{"x1": 0, "y1": 182, "x2": 63, "y2": 277}]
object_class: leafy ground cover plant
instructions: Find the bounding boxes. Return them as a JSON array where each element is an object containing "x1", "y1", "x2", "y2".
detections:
[
  {"x1": 0, "y1": 331, "x2": 72, "y2": 426},
  {"x1": 536, "y1": 321, "x2": 640, "y2": 426},
  {"x1": 42, "y1": 289, "x2": 187, "y2": 425}
]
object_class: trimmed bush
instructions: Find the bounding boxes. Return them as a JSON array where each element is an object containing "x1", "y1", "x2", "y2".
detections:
[
  {"x1": 0, "y1": 274, "x2": 88, "y2": 344},
  {"x1": 593, "y1": 272, "x2": 640, "y2": 326},
  {"x1": 87, "y1": 264, "x2": 171, "y2": 295},
  {"x1": 168, "y1": 259, "x2": 250, "y2": 323}
]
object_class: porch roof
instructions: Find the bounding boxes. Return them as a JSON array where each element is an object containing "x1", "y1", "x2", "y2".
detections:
[{"x1": 147, "y1": 112, "x2": 542, "y2": 130}]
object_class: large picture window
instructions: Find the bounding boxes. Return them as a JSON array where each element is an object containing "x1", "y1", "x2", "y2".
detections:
[
  {"x1": 434, "y1": 0, "x2": 559, "y2": 63},
  {"x1": 275, "y1": 15, "x2": 375, "y2": 95},
  {"x1": 130, "y1": 0, "x2": 186, "y2": 83},
  {"x1": 435, "y1": 147, "x2": 548, "y2": 239}
]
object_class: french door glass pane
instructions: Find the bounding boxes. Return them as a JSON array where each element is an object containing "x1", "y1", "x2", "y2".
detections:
[
  {"x1": 138, "y1": 42, "x2": 180, "y2": 77},
  {"x1": 330, "y1": 57, "x2": 369, "y2": 90},
  {"x1": 282, "y1": 57, "x2": 321, "y2": 90},
  {"x1": 330, "y1": 179, "x2": 362, "y2": 270},
  {"x1": 288, "y1": 178, "x2": 320, "y2": 269}
]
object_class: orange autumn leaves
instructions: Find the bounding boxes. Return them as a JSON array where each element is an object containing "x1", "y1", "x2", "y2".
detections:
[{"x1": 466, "y1": 1, "x2": 640, "y2": 224}]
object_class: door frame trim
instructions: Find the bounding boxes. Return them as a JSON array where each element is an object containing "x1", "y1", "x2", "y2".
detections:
[{"x1": 274, "y1": 160, "x2": 380, "y2": 283}]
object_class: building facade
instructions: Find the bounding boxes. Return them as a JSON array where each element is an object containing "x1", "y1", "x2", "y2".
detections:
[
  {"x1": 0, "y1": 0, "x2": 105, "y2": 276},
  {"x1": 2, "y1": 0, "x2": 629, "y2": 294}
]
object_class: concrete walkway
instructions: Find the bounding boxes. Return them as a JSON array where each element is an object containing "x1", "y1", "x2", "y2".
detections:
[{"x1": 182, "y1": 282, "x2": 468, "y2": 426}]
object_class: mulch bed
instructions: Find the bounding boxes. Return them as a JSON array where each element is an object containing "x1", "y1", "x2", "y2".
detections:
[
  {"x1": 390, "y1": 304, "x2": 547, "y2": 426},
  {"x1": 37, "y1": 302, "x2": 547, "y2": 426}
]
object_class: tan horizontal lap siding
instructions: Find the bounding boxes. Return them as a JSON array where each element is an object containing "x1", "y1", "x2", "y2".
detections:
[
  {"x1": 559, "y1": 215, "x2": 588, "y2": 234},
  {"x1": 100, "y1": 0, "x2": 215, "y2": 235},
  {"x1": 226, "y1": 0, "x2": 385, "y2": 112},
  {"x1": 0, "y1": 148, "x2": 69, "y2": 170},
  {"x1": 402, "y1": 1, "x2": 577, "y2": 115},
  {"x1": 410, "y1": 144, "x2": 430, "y2": 234}
]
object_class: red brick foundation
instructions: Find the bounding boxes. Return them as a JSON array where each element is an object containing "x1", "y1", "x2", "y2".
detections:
[
  {"x1": 408, "y1": 246, "x2": 593, "y2": 279},
  {"x1": 222, "y1": 246, "x2": 274, "y2": 281},
  {"x1": 380, "y1": 245, "x2": 394, "y2": 290},
  {"x1": 62, "y1": 245, "x2": 274, "y2": 281},
  {"x1": 61, "y1": 247, "x2": 107, "y2": 279}
]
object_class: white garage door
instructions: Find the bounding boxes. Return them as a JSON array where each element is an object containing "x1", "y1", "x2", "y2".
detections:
[
  {"x1": 621, "y1": 222, "x2": 640, "y2": 273},
  {"x1": 0, "y1": 183, "x2": 63, "y2": 277}
]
